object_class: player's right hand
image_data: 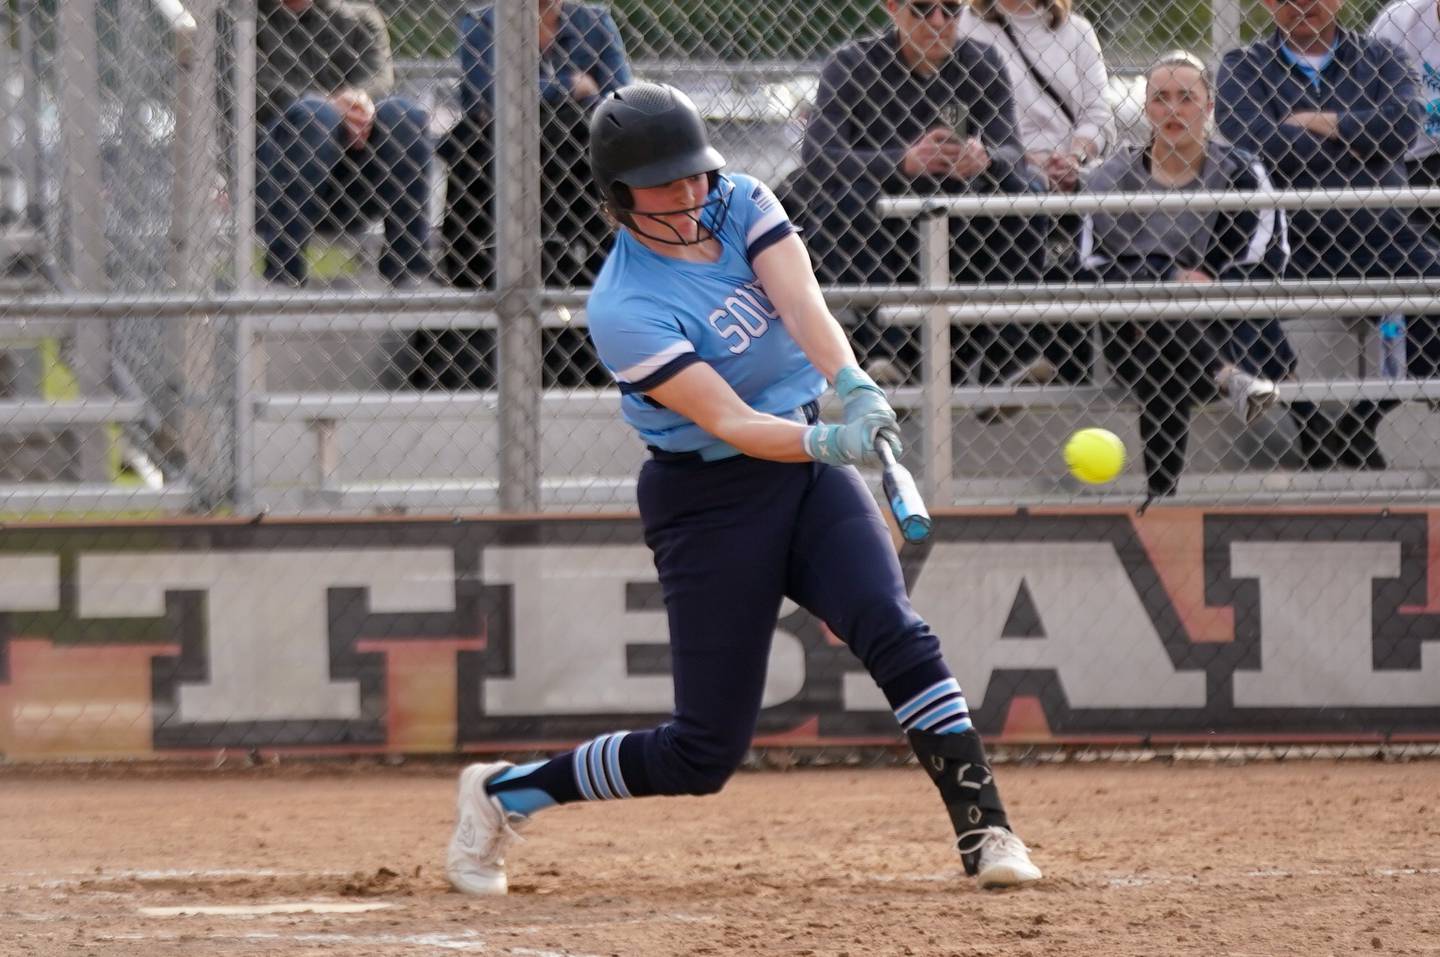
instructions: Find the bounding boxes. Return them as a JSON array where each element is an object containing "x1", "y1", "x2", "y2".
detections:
[{"x1": 834, "y1": 366, "x2": 898, "y2": 436}]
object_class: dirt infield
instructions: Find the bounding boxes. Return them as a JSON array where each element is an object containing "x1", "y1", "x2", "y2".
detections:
[{"x1": 2, "y1": 760, "x2": 1438, "y2": 956}]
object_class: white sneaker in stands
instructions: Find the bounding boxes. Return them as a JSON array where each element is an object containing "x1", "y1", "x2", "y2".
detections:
[
  {"x1": 976, "y1": 357, "x2": 1059, "y2": 424},
  {"x1": 1217, "y1": 364, "x2": 1278, "y2": 425}
]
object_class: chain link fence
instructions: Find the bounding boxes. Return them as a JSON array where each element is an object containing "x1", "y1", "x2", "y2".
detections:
[
  {"x1": 0, "y1": 0, "x2": 1436, "y2": 514},
  {"x1": 2, "y1": 1, "x2": 1440, "y2": 758}
]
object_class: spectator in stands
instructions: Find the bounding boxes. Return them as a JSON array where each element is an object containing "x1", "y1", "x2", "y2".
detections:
[
  {"x1": 1079, "y1": 52, "x2": 1292, "y2": 504},
  {"x1": 800, "y1": 0, "x2": 1053, "y2": 390},
  {"x1": 417, "y1": 1, "x2": 633, "y2": 390},
  {"x1": 446, "y1": 1, "x2": 631, "y2": 291},
  {"x1": 1370, "y1": 0, "x2": 1440, "y2": 240},
  {"x1": 956, "y1": 0, "x2": 1114, "y2": 192},
  {"x1": 1218, "y1": 0, "x2": 1440, "y2": 469},
  {"x1": 955, "y1": 0, "x2": 1117, "y2": 383},
  {"x1": 459, "y1": 0, "x2": 632, "y2": 117},
  {"x1": 255, "y1": 0, "x2": 432, "y2": 287}
]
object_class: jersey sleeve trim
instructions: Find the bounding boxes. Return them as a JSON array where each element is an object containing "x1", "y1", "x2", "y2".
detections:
[
  {"x1": 618, "y1": 351, "x2": 703, "y2": 394},
  {"x1": 613, "y1": 339, "x2": 696, "y2": 385},
  {"x1": 746, "y1": 221, "x2": 796, "y2": 261}
]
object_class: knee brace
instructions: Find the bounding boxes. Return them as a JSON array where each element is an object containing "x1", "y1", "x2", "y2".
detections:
[{"x1": 907, "y1": 728, "x2": 1010, "y2": 876}]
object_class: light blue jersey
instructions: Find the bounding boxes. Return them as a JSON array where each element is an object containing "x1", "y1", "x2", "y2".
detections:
[{"x1": 586, "y1": 173, "x2": 826, "y2": 454}]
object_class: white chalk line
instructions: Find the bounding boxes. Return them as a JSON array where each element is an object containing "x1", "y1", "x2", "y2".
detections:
[
  {"x1": 93, "y1": 929, "x2": 609, "y2": 956},
  {"x1": 864, "y1": 871, "x2": 963, "y2": 883},
  {"x1": 140, "y1": 901, "x2": 396, "y2": 917},
  {"x1": 4, "y1": 867, "x2": 352, "y2": 891},
  {"x1": 499, "y1": 913, "x2": 717, "y2": 934},
  {"x1": 82, "y1": 911, "x2": 718, "y2": 955}
]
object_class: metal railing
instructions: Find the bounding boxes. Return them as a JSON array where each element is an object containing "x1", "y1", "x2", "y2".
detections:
[
  {"x1": 3, "y1": 1, "x2": 1440, "y2": 515},
  {"x1": 876, "y1": 189, "x2": 1440, "y2": 505}
]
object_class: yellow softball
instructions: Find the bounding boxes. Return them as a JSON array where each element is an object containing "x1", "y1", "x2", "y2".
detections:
[{"x1": 1064, "y1": 428, "x2": 1126, "y2": 484}]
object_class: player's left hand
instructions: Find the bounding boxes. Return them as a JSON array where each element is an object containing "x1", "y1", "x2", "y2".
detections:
[
  {"x1": 803, "y1": 412, "x2": 901, "y2": 467},
  {"x1": 803, "y1": 416, "x2": 891, "y2": 467},
  {"x1": 835, "y1": 365, "x2": 898, "y2": 436},
  {"x1": 874, "y1": 425, "x2": 903, "y2": 459}
]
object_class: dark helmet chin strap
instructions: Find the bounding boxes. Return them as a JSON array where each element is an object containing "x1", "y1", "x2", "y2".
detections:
[{"x1": 610, "y1": 173, "x2": 730, "y2": 247}]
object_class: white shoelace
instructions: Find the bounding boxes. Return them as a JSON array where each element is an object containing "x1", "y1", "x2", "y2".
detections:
[
  {"x1": 955, "y1": 825, "x2": 1029, "y2": 860},
  {"x1": 473, "y1": 793, "x2": 528, "y2": 863},
  {"x1": 490, "y1": 808, "x2": 528, "y2": 859}
]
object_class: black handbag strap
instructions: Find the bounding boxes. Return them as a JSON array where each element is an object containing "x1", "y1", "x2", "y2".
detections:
[{"x1": 997, "y1": 18, "x2": 1078, "y2": 128}]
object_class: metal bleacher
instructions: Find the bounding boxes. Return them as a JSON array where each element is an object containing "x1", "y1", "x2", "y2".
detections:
[
  {"x1": 0, "y1": 0, "x2": 197, "y2": 515},
  {"x1": 5, "y1": 0, "x2": 1440, "y2": 518}
]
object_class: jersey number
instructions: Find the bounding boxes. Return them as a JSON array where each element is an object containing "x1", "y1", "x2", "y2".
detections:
[{"x1": 706, "y1": 284, "x2": 775, "y2": 355}]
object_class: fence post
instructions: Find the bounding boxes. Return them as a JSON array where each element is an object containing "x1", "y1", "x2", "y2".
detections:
[
  {"x1": 1211, "y1": 0, "x2": 1243, "y2": 59},
  {"x1": 918, "y1": 212, "x2": 953, "y2": 506},
  {"x1": 17, "y1": 2, "x2": 45, "y2": 234},
  {"x1": 232, "y1": 0, "x2": 257, "y2": 294},
  {"x1": 56, "y1": 0, "x2": 111, "y2": 484},
  {"x1": 167, "y1": 0, "x2": 210, "y2": 292},
  {"x1": 230, "y1": 0, "x2": 259, "y2": 513},
  {"x1": 147, "y1": 0, "x2": 235, "y2": 512},
  {"x1": 0, "y1": 7, "x2": 16, "y2": 222},
  {"x1": 495, "y1": 0, "x2": 543, "y2": 513}
]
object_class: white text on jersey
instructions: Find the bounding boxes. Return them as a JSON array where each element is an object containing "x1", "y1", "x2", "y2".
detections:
[{"x1": 706, "y1": 282, "x2": 776, "y2": 355}]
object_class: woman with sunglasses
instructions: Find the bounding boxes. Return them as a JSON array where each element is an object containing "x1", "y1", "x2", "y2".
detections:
[
  {"x1": 799, "y1": 0, "x2": 1052, "y2": 391},
  {"x1": 1077, "y1": 52, "x2": 1294, "y2": 506},
  {"x1": 444, "y1": 82, "x2": 1043, "y2": 896}
]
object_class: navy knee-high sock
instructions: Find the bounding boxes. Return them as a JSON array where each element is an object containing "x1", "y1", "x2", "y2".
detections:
[
  {"x1": 485, "y1": 731, "x2": 653, "y2": 817},
  {"x1": 881, "y1": 659, "x2": 973, "y2": 735}
]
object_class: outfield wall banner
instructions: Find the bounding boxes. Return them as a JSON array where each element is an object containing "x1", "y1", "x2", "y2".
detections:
[{"x1": 1, "y1": 509, "x2": 1438, "y2": 760}]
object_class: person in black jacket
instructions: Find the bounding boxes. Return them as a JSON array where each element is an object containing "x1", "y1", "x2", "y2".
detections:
[
  {"x1": 1218, "y1": 0, "x2": 1440, "y2": 469},
  {"x1": 800, "y1": 0, "x2": 1065, "y2": 389},
  {"x1": 1079, "y1": 52, "x2": 1294, "y2": 504}
]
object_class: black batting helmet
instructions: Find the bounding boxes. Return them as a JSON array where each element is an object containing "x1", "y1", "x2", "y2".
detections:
[{"x1": 589, "y1": 82, "x2": 727, "y2": 213}]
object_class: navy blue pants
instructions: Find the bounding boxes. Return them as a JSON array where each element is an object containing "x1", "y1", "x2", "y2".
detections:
[
  {"x1": 257, "y1": 95, "x2": 433, "y2": 285},
  {"x1": 634, "y1": 454, "x2": 943, "y2": 795}
]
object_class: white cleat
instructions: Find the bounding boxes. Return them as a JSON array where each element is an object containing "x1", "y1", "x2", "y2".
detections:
[
  {"x1": 446, "y1": 761, "x2": 527, "y2": 896},
  {"x1": 1217, "y1": 364, "x2": 1279, "y2": 426},
  {"x1": 959, "y1": 826, "x2": 1043, "y2": 890}
]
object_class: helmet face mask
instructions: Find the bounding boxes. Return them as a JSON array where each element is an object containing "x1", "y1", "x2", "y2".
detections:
[
  {"x1": 589, "y1": 83, "x2": 729, "y2": 247},
  {"x1": 610, "y1": 171, "x2": 732, "y2": 247}
]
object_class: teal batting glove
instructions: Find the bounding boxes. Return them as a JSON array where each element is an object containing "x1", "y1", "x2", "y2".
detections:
[
  {"x1": 804, "y1": 413, "x2": 901, "y2": 467},
  {"x1": 835, "y1": 365, "x2": 898, "y2": 433},
  {"x1": 875, "y1": 425, "x2": 902, "y2": 459}
]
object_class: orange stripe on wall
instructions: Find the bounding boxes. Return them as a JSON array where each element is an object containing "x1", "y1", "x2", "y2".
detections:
[
  {"x1": 999, "y1": 695, "x2": 1053, "y2": 743},
  {"x1": 356, "y1": 638, "x2": 485, "y2": 753},
  {"x1": 0, "y1": 639, "x2": 177, "y2": 760},
  {"x1": 1399, "y1": 510, "x2": 1440, "y2": 614},
  {"x1": 1132, "y1": 509, "x2": 1235, "y2": 643}
]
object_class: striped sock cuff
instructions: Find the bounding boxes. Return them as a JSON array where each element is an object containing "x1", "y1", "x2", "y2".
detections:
[
  {"x1": 572, "y1": 731, "x2": 633, "y2": 802},
  {"x1": 894, "y1": 678, "x2": 972, "y2": 734}
]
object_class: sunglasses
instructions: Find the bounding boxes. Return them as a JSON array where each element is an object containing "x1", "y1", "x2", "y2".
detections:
[{"x1": 907, "y1": 1, "x2": 965, "y2": 19}]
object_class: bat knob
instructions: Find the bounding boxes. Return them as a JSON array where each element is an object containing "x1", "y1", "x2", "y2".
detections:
[{"x1": 899, "y1": 514, "x2": 933, "y2": 545}]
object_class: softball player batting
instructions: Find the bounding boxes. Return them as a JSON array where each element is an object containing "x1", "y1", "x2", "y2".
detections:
[{"x1": 446, "y1": 81, "x2": 1041, "y2": 895}]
